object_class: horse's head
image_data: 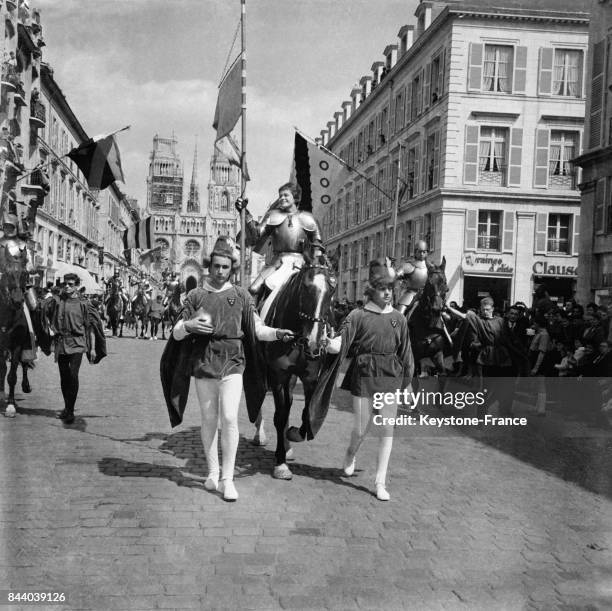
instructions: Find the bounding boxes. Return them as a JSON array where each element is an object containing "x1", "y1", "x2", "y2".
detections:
[
  {"x1": 423, "y1": 257, "x2": 448, "y2": 317},
  {"x1": 295, "y1": 260, "x2": 337, "y2": 357}
]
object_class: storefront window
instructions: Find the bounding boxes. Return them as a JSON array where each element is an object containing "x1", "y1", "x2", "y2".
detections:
[
  {"x1": 479, "y1": 127, "x2": 507, "y2": 185},
  {"x1": 477, "y1": 210, "x2": 501, "y2": 250},
  {"x1": 547, "y1": 214, "x2": 570, "y2": 254}
]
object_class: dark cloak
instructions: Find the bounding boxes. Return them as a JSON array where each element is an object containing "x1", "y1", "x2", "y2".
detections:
[{"x1": 159, "y1": 287, "x2": 267, "y2": 428}]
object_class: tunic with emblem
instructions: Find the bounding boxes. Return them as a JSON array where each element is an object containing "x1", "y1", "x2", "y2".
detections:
[
  {"x1": 340, "y1": 308, "x2": 413, "y2": 396},
  {"x1": 180, "y1": 285, "x2": 260, "y2": 379}
]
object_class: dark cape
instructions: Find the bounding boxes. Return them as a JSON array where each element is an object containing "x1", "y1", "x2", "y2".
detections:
[{"x1": 159, "y1": 287, "x2": 267, "y2": 428}]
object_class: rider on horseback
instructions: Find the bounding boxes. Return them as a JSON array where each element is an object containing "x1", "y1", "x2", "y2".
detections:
[
  {"x1": 235, "y1": 182, "x2": 324, "y2": 318},
  {"x1": 396, "y1": 240, "x2": 432, "y2": 316}
]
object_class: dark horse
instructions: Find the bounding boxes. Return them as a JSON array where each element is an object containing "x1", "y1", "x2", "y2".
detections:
[
  {"x1": 0, "y1": 285, "x2": 36, "y2": 416},
  {"x1": 162, "y1": 281, "x2": 183, "y2": 337},
  {"x1": 256, "y1": 258, "x2": 336, "y2": 479},
  {"x1": 131, "y1": 288, "x2": 149, "y2": 339},
  {"x1": 105, "y1": 278, "x2": 125, "y2": 337},
  {"x1": 407, "y1": 257, "x2": 450, "y2": 375}
]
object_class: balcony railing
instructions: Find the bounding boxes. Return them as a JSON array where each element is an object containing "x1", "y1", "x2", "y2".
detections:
[{"x1": 29, "y1": 99, "x2": 46, "y2": 128}]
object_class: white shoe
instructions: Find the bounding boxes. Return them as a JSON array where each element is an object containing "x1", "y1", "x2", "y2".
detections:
[
  {"x1": 376, "y1": 484, "x2": 390, "y2": 501},
  {"x1": 4, "y1": 404, "x2": 16, "y2": 418},
  {"x1": 204, "y1": 474, "x2": 219, "y2": 491},
  {"x1": 343, "y1": 453, "x2": 355, "y2": 476},
  {"x1": 219, "y1": 479, "x2": 238, "y2": 501}
]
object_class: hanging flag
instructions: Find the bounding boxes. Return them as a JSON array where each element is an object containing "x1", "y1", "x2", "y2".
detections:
[
  {"x1": 68, "y1": 134, "x2": 125, "y2": 190},
  {"x1": 123, "y1": 217, "x2": 153, "y2": 250},
  {"x1": 212, "y1": 57, "x2": 249, "y2": 182},
  {"x1": 213, "y1": 57, "x2": 241, "y2": 142},
  {"x1": 291, "y1": 131, "x2": 350, "y2": 214},
  {"x1": 138, "y1": 246, "x2": 161, "y2": 265}
]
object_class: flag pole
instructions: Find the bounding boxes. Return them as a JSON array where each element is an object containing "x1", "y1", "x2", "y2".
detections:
[{"x1": 239, "y1": 0, "x2": 247, "y2": 287}]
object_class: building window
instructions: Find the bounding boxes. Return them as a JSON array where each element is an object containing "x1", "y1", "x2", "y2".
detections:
[
  {"x1": 380, "y1": 106, "x2": 388, "y2": 145},
  {"x1": 425, "y1": 131, "x2": 439, "y2": 191},
  {"x1": 407, "y1": 146, "x2": 418, "y2": 198},
  {"x1": 549, "y1": 131, "x2": 577, "y2": 189},
  {"x1": 394, "y1": 91, "x2": 404, "y2": 133},
  {"x1": 374, "y1": 232, "x2": 382, "y2": 258},
  {"x1": 403, "y1": 220, "x2": 413, "y2": 258},
  {"x1": 553, "y1": 49, "x2": 582, "y2": 97},
  {"x1": 344, "y1": 192, "x2": 350, "y2": 228},
  {"x1": 362, "y1": 236, "x2": 369, "y2": 265},
  {"x1": 477, "y1": 210, "x2": 501, "y2": 251},
  {"x1": 354, "y1": 185, "x2": 361, "y2": 225},
  {"x1": 547, "y1": 214, "x2": 570, "y2": 254},
  {"x1": 351, "y1": 241, "x2": 358, "y2": 269},
  {"x1": 479, "y1": 127, "x2": 507, "y2": 185},
  {"x1": 343, "y1": 245, "x2": 349, "y2": 271},
  {"x1": 430, "y1": 55, "x2": 441, "y2": 104},
  {"x1": 483, "y1": 45, "x2": 513, "y2": 93},
  {"x1": 184, "y1": 240, "x2": 200, "y2": 257},
  {"x1": 411, "y1": 72, "x2": 422, "y2": 120},
  {"x1": 155, "y1": 238, "x2": 170, "y2": 256}
]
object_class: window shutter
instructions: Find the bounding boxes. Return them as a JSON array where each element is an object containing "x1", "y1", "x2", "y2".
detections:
[
  {"x1": 433, "y1": 130, "x2": 440, "y2": 188},
  {"x1": 572, "y1": 214, "x2": 580, "y2": 256},
  {"x1": 413, "y1": 139, "x2": 420, "y2": 195},
  {"x1": 513, "y1": 46, "x2": 527, "y2": 94},
  {"x1": 595, "y1": 177, "x2": 606, "y2": 234},
  {"x1": 534, "y1": 212, "x2": 548, "y2": 254},
  {"x1": 589, "y1": 40, "x2": 606, "y2": 149},
  {"x1": 533, "y1": 129, "x2": 550, "y2": 188},
  {"x1": 440, "y1": 48, "x2": 447, "y2": 97},
  {"x1": 465, "y1": 209, "x2": 478, "y2": 251},
  {"x1": 405, "y1": 82, "x2": 412, "y2": 125},
  {"x1": 538, "y1": 48, "x2": 553, "y2": 96},
  {"x1": 502, "y1": 211, "x2": 514, "y2": 252},
  {"x1": 421, "y1": 137, "x2": 428, "y2": 192},
  {"x1": 423, "y1": 62, "x2": 431, "y2": 110},
  {"x1": 508, "y1": 128, "x2": 523, "y2": 187},
  {"x1": 463, "y1": 125, "x2": 479, "y2": 184},
  {"x1": 468, "y1": 43, "x2": 483, "y2": 92},
  {"x1": 414, "y1": 216, "x2": 423, "y2": 241}
]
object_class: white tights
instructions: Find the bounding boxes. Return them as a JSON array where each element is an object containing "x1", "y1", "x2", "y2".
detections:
[
  {"x1": 346, "y1": 396, "x2": 397, "y2": 486},
  {"x1": 194, "y1": 374, "x2": 243, "y2": 482}
]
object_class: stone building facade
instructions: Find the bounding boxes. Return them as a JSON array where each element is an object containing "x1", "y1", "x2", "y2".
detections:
[{"x1": 319, "y1": 0, "x2": 589, "y2": 310}]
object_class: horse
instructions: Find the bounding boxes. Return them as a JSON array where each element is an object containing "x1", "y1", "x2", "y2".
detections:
[
  {"x1": 0, "y1": 285, "x2": 36, "y2": 416},
  {"x1": 255, "y1": 256, "x2": 337, "y2": 479},
  {"x1": 162, "y1": 280, "x2": 183, "y2": 332},
  {"x1": 406, "y1": 257, "x2": 451, "y2": 376},
  {"x1": 131, "y1": 288, "x2": 149, "y2": 339},
  {"x1": 104, "y1": 278, "x2": 125, "y2": 337}
]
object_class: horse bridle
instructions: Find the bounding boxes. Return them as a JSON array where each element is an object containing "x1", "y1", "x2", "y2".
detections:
[{"x1": 293, "y1": 264, "x2": 335, "y2": 359}]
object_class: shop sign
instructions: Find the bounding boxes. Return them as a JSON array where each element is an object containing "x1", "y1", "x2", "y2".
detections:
[
  {"x1": 532, "y1": 261, "x2": 577, "y2": 276},
  {"x1": 463, "y1": 253, "x2": 513, "y2": 274}
]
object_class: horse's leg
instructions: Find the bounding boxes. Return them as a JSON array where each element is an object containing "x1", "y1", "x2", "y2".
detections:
[
  {"x1": 6, "y1": 349, "x2": 20, "y2": 413},
  {"x1": 0, "y1": 355, "x2": 8, "y2": 415},
  {"x1": 21, "y1": 362, "x2": 31, "y2": 393},
  {"x1": 252, "y1": 409, "x2": 267, "y2": 446},
  {"x1": 271, "y1": 376, "x2": 293, "y2": 479}
]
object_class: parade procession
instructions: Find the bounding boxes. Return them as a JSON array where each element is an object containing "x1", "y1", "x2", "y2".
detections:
[{"x1": 1, "y1": 1, "x2": 612, "y2": 610}]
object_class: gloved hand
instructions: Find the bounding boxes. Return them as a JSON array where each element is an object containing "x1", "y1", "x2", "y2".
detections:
[{"x1": 235, "y1": 197, "x2": 249, "y2": 213}]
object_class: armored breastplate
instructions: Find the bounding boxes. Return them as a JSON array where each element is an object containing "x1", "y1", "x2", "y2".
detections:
[
  {"x1": 404, "y1": 260, "x2": 429, "y2": 290},
  {"x1": 270, "y1": 215, "x2": 310, "y2": 253}
]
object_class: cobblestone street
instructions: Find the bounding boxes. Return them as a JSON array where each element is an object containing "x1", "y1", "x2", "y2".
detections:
[{"x1": 1, "y1": 336, "x2": 612, "y2": 610}]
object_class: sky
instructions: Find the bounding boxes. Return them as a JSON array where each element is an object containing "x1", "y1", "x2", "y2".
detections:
[{"x1": 36, "y1": 0, "x2": 420, "y2": 218}]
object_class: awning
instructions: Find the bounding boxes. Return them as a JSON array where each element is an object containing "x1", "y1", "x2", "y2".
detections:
[{"x1": 55, "y1": 261, "x2": 104, "y2": 294}]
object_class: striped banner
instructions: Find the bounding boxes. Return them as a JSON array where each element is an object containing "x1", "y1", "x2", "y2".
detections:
[{"x1": 123, "y1": 217, "x2": 153, "y2": 250}]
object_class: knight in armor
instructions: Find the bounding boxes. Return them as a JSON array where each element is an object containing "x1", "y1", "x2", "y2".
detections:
[
  {"x1": 396, "y1": 240, "x2": 432, "y2": 315},
  {"x1": 235, "y1": 182, "x2": 324, "y2": 309},
  {"x1": 0, "y1": 213, "x2": 33, "y2": 290}
]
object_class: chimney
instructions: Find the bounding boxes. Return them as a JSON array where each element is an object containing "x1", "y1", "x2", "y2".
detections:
[
  {"x1": 320, "y1": 129, "x2": 328, "y2": 146},
  {"x1": 398, "y1": 25, "x2": 415, "y2": 56},
  {"x1": 383, "y1": 44, "x2": 398, "y2": 70},
  {"x1": 351, "y1": 86, "x2": 361, "y2": 111},
  {"x1": 359, "y1": 75, "x2": 373, "y2": 102},
  {"x1": 327, "y1": 120, "x2": 336, "y2": 140},
  {"x1": 342, "y1": 100, "x2": 353, "y2": 122},
  {"x1": 371, "y1": 61, "x2": 384, "y2": 88},
  {"x1": 334, "y1": 110, "x2": 344, "y2": 132}
]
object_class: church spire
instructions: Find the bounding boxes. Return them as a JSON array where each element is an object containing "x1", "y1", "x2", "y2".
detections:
[{"x1": 186, "y1": 137, "x2": 200, "y2": 213}]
